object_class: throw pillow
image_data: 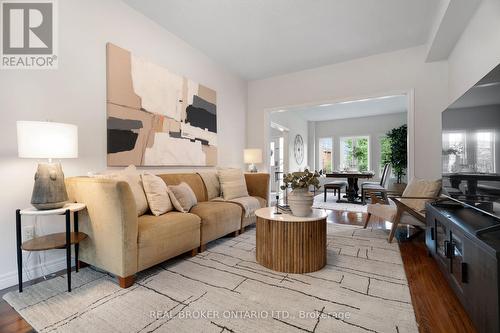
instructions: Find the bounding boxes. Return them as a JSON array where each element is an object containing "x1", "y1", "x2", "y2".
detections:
[
  {"x1": 92, "y1": 165, "x2": 148, "y2": 216},
  {"x1": 218, "y1": 168, "x2": 249, "y2": 200},
  {"x1": 401, "y1": 178, "x2": 442, "y2": 214},
  {"x1": 198, "y1": 171, "x2": 220, "y2": 200},
  {"x1": 168, "y1": 182, "x2": 198, "y2": 212},
  {"x1": 141, "y1": 173, "x2": 174, "y2": 216}
]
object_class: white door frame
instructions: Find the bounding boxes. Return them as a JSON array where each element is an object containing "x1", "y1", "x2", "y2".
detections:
[{"x1": 263, "y1": 89, "x2": 415, "y2": 180}]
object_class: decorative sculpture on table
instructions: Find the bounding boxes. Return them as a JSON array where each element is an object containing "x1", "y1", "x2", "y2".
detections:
[{"x1": 106, "y1": 43, "x2": 218, "y2": 167}]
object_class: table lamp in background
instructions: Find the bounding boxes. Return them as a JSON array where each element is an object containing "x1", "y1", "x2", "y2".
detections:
[
  {"x1": 17, "y1": 121, "x2": 78, "y2": 210},
  {"x1": 244, "y1": 148, "x2": 262, "y2": 173}
]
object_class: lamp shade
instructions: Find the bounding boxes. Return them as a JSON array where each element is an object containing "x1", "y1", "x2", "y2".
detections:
[
  {"x1": 17, "y1": 121, "x2": 78, "y2": 159},
  {"x1": 244, "y1": 149, "x2": 262, "y2": 164}
]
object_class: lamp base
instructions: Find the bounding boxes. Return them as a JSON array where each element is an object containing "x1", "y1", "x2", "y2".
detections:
[
  {"x1": 248, "y1": 163, "x2": 258, "y2": 173},
  {"x1": 31, "y1": 162, "x2": 69, "y2": 210}
]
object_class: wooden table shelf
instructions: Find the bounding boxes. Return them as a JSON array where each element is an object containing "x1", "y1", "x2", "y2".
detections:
[{"x1": 22, "y1": 232, "x2": 87, "y2": 251}]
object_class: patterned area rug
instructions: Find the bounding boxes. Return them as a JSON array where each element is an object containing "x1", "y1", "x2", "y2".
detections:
[
  {"x1": 4, "y1": 224, "x2": 417, "y2": 333},
  {"x1": 313, "y1": 193, "x2": 368, "y2": 213}
]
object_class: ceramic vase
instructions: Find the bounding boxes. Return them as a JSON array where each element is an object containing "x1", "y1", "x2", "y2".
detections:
[{"x1": 288, "y1": 188, "x2": 314, "y2": 217}]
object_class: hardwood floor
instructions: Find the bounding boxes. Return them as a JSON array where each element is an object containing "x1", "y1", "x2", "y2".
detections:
[
  {"x1": 0, "y1": 210, "x2": 477, "y2": 333},
  {"x1": 328, "y1": 210, "x2": 477, "y2": 333}
]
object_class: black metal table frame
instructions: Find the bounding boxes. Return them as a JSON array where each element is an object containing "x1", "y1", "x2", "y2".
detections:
[{"x1": 16, "y1": 209, "x2": 80, "y2": 293}]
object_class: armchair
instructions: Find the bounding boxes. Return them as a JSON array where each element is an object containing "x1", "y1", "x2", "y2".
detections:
[{"x1": 364, "y1": 178, "x2": 442, "y2": 242}]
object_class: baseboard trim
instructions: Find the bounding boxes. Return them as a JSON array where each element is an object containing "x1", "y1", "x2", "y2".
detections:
[{"x1": 0, "y1": 256, "x2": 75, "y2": 291}]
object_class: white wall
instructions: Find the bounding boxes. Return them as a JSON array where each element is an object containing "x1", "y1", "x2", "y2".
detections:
[
  {"x1": 0, "y1": 0, "x2": 247, "y2": 289},
  {"x1": 248, "y1": 45, "x2": 449, "y2": 181},
  {"x1": 270, "y1": 111, "x2": 308, "y2": 172},
  {"x1": 448, "y1": 0, "x2": 500, "y2": 103},
  {"x1": 314, "y1": 113, "x2": 407, "y2": 179}
]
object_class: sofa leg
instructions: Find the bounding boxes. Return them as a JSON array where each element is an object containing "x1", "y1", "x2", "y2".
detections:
[
  {"x1": 77, "y1": 260, "x2": 89, "y2": 270},
  {"x1": 240, "y1": 226, "x2": 246, "y2": 234},
  {"x1": 199, "y1": 244, "x2": 206, "y2": 253},
  {"x1": 233, "y1": 230, "x2": 240, "y2": 237},
  {"x1": 191, "y1": 248, "x2": 198, "y2": 257},
  {"x1": 118, "y1": 275, "x2": 135, "y2": 288}
]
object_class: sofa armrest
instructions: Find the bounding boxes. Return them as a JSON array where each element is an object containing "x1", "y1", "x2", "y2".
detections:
[
  {"x1": 244, "y1": 173, "x2": 270, "y2": 204},
  {"x1": 65, "y1": 177, "x2": 138, "y2": 278}
]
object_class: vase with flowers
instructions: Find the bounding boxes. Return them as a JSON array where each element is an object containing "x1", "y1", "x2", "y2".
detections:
[{"x1": 280, "y1": 169, "x2": 321, "y2": 217}]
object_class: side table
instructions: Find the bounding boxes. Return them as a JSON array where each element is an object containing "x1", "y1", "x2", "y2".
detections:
[
  {"x1": 16, "y1": 203, "x2": 87, "y2": 292},
  {"x1": 255, "y1": 207, "x2": 327, "y2": 273}
]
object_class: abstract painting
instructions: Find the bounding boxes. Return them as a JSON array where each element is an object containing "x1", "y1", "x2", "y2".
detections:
[{"x1": 106, "y1": 43, "x2": 217, "y2": 166}]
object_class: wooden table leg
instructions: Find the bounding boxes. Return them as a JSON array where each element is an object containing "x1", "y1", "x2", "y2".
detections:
[
  {"x1": 346, "y1": 177, "x2": 361, "y2": 203},
  {"x1": 353, "y1": 177, "x2": 359, "y2": 198},
  {"x1": 346, "y1": 178, "x2": 356, "y2": 202},
  {"x1": 16, "y1": 209, "x2": 22, "y2": 293},
  {"x1": 65, "y1": 210, "x2": 71, "y2": 292}
]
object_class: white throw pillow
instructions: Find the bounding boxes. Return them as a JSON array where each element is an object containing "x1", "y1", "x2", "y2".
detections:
[
  {"x1": 218, "y1": 168, "x2": 249, "y2": 200},
  {"x1": 92, "y1": 165, "x2": 148, "y2": 216},
  {"x1": 168, "y1": 182, "x2": 198, "y2": 212},
  {"x1": 141, "y1": 173, "x2": 173, "y2": 216},
  {"x1": 401, "y1": 178, "x2": 442, "y2": 214}
]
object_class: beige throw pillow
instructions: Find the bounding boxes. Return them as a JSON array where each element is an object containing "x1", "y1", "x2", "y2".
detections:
[
  {"x1": 141, "y1": 173, "x2": 173, "y2": 216},
  {"x1": 401, "y1": 178, "x2": 442, "y2": 214},
  {"x1": 92, "y1": 165, "x2": 148, "y2": 216},
  {"x1": 168, "y1": 182, "x2": 198, "y2": 212},
  {"x1": 198, "y1": 171, "x2": 220, "y2": 200},
  {"x1": 218, "y1": 168, "x2": 249, "y2": 200}
]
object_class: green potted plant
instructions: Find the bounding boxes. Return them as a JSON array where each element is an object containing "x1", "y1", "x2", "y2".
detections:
[
  {"x1": 384, "y1": 124, "x2": 407, "y2": 192},
  {"x1": 281, "y1": 169, "x2": 321, "y2": 216}
]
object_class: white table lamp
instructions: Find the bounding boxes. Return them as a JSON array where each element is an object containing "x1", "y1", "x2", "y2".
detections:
[
  {"x1": 244, "y1": 148, "x2": 262, "y2": 173},
  {"x1": 17, "y1": 121, "x2": 78, "y2": 209}
]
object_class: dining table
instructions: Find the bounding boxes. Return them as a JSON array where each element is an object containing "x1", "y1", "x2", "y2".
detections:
[{"x1": 325, "y1": 171, "x2": 375, "y2": 203}]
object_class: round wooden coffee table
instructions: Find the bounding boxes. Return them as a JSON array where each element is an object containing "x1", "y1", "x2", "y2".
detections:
[{"x1": 255, "y1": 207, "x2": 327, "y2": 273}]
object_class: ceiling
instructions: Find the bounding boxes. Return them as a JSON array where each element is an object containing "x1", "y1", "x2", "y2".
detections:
[
  {"x1": 274, "y1": 95, "x2": 407, "y2": 121},
  {"x1": 122, "y1": 0, "x2": 441, "y2": 80}
]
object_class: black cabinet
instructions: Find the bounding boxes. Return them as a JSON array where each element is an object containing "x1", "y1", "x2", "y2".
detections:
[{"x1": 426, "y1": 202, "x2": 500, "y2": 333}]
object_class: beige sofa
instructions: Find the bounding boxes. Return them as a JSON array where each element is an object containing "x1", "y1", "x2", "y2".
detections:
[{"x1": 66, "y1": 172, "x2": 269, "y2": 288}]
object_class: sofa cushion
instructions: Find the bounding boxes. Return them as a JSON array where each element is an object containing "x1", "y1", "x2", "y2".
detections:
[
  {"x1": 212, "y1": 196, "x2": 263, "y2": 217},
  {"x1": 169, "y1": 182, "x2": 198, "y2": 212},
  {"x1": 137, "y1": 212, "x2": 201, "y2": 270},
  {"x1": 254, "y1": 196, "x2": 267, "y2": 209},
  {"x1": 367, "y1": 200, "x2": 425, "y2": 226},
  {"x1": 141, "y1": 173, "x2": 173, "y2": 216},
  {"x1": 218, "y1": 168, "x2": 249, "y2": 200},
  {"x1": 190, "y1": 201, "x2": 242, "y2": 244},
  {"x1": 158, "y1": 173, "x2": 207, "y2": 202}
]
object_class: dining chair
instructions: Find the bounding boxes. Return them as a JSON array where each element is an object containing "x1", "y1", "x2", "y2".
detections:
[
  {"x1": 364, "y1": 178, "x2": 442, "y2": 242},
  {"x1": 361, "y1": 164, "x2": 391, "y2": 204},
  {"x1": 323, "y1": 181, "x2": 348, "y2": 202}
]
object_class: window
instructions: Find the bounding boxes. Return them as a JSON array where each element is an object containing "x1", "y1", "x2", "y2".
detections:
[
  {"x1": 476, "y1": 131, "x2": 495, "y2": 172},
  {"x1": 442, "y1": 131, "x2": 466, "y2": 173},
  {"x1": 318, "y1": 137, "x2": 333, "y2": 173},
  {"x1": 340, "y1": 136, "x2": 369, "y2": 171},
  {"x1": 380, "y1": 135, "x2": 391, "y2": 176}
]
